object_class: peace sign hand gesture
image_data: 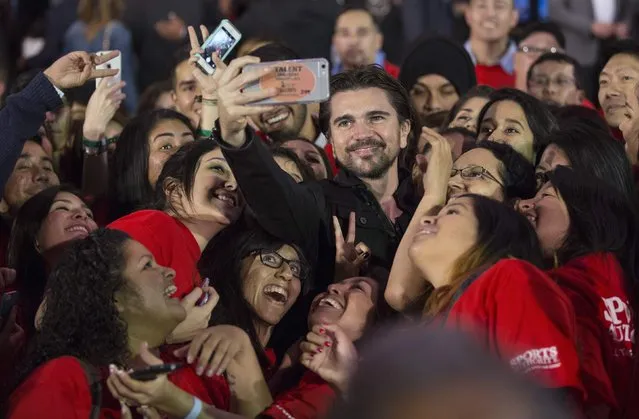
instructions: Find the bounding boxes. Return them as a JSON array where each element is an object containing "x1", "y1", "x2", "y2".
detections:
[
  {"x1": 333, "y1": 212, "x2": 370, "y2": 281},
  {"x1": 44, "y1": 51, "x2": 120, "y2": 89}
]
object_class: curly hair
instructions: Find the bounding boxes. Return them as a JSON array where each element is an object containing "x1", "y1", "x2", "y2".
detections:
[{"x1": 14, "y1": 229, "x2": 132, "y2": 390}]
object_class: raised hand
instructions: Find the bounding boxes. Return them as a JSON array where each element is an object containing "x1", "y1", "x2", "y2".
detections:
[
  {"x1": 299, "y1": 324, "x2": 357, "y2": 393},
  {"x1": 173, "y1": 324, "x2": 252, "y2": 377},
  {"x1": 166, "y1": 286, "x2": 219, "y2": 344},
  {"x1": 333, "y1": 212, "x2": 370, "y2": 281},
  {"x1": 217, "y1": 56, "x2": 279, "y2": 146},
  {"x1": 43, "y1": 51, "x2": 120, "y2": 89},
  {"x1": 83, "y1": 78, "x2": 126, "y2": 141},
  {"x1": 420, "y1": 126, "x2": 453, "y2": 202}
]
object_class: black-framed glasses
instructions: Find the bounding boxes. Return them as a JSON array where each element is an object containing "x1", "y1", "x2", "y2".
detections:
[
  {"x1": 450, "y1": 166, "x2": 504, "y2": 188},
  {"x1": 253, "y1": 249, "x2": 309, "y2": 280}
]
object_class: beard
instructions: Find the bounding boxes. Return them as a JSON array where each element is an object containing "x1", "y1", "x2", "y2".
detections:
[
  {"x1": 264, "y1": 106, "x2": 308, "y2": 143},
  {"x1": 340, "y1": 138, "x2": 398, "y2": 179}
]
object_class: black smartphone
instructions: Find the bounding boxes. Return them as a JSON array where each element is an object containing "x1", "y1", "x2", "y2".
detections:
[
  {"x1": 129, "y1": 363, "x2": 184, "y2": 381},
  {"x1": 0, "y1": 291, "x2": 19, "y2": 319}
]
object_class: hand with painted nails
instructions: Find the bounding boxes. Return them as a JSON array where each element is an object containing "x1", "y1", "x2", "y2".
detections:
[
  {"x1": 173, "y1": 324, "x2": 252, "y2": 377},
  {"x1": 299, "y1": 324, "x2": 357, "y2": 393},
  {"x1": 166, "y1": 286, "x2": 218, "y2": 344},
  {"x1": 333, "y1": 212, "x2": 370, "y2": 281}
]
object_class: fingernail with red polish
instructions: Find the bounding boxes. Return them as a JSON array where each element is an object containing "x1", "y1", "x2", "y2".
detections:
[
  {"x1": 319, "y1": 328, "x2": 325, "y2": 334},
  {"x1": 325, "y1": 341, "x2": 332, "y2": 347},
  {"x1": 317, "y1": 347, "x2": 323, "y2": 353}
]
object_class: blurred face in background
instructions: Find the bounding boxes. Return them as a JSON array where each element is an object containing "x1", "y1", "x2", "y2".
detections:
[
  {"x1": 410, "y1": 74, "x2": 459, "y2": 122},
  {"x1": 514, "y1": 31, "x2": 562, "y2": 90},
  {"x1": 528, "y1": 60, "x2": 583, "y2": 107},
  {"x1": 465, "y1": 0, "x2": 518, "y2": 43},
  {"x1": 333, "y1": 10, "x2": 382, "y2": 70},
  {"x1": 172, "y1": 60, "x2": 202, "y2": 128}
]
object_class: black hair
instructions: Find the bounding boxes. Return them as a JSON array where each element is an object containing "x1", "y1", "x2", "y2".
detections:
[
  {"x1": 541, "y1": 123, "x2": 636, "y2": 203},
  {"x1": 476, "y1": 88, "x2": 558, "y2": 159},
  {"x1": 13, "y1": 229, "x2": 131, "y2": 391},
  {"x1": 466, "y1": 141, "x2": 537, "y2": 200},
  {"x1": 110, "y1": 109, "x2": 194, "y2": 219},
  {"x1": 515, "y1": 21, "x2": 566, "y2": 49},
  {"x1": 526, "y1": 52, "x2": 584, "y2": 90},
  {"x1": 280, "y1": 138, "x2": 334, "y2": 180},
  {"x1": 250, "y1": 42, "x2": 301, "y2": 62},
  {"x1": 552, "y1": 105, "x2": 610, "y2": 134},
  {"x1": 320, "y1": 65, "x2": 419, "y2": 170},
  {"x1": 7, "y1": 185, "x2": 87, "y2": 337},
  {"x1": 199, "y1": 222, "x2": 311, "y2": 368},
  {"x1": 443, "y1": 85, "x2": 494, "y2": 127},
  {"x1": 598, "y1": 39, "x2": 639, "y2": 73},
  {"x1": 137, "y1": 80, "x2": 174, "y2": 115},
  {"x1": 330, "y1": 325, "x2": 572, "y2": 419},
  {"x1": 271, "y1": 146, "x2": 316, "y2": 182},
  {"x1": 171, "y1": 45, "x2": 192, "y2": 88},
  {"x1": 439, "y1": 126, "x2": 478, "y2": 153},
  {"x1": 425, "y1": 194, "x2": 543, "y2": 316},
  {"x1": 153, "y1": 139, "x2": 220, "y2": 215},
  {"x1": 549, "y1": 167, "x2": 639, "y2": 299}
]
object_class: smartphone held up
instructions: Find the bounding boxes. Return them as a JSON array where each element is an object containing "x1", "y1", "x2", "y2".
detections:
[
  {"x1": 94, "y1": 51, "x2": 121, "y2": 88},
  {"x1": 242, "y1": 58, "x2": 330, "y2": 106},
  {"x1": 196, "y1": 19, "x2": 242, "y2": 75}
]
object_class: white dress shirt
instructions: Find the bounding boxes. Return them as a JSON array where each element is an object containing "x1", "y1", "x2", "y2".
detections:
[{"x1": 592, "y1": 0, "x2": 617, "y2": 23}]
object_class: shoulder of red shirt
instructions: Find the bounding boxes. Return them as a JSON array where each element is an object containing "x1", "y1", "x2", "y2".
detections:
[
  {"x1": 383, "y1": 60, "x2": 400, "y2": 79},
  {"x1": 261, "y1": 370, "x2": 336, "y2": 419}
]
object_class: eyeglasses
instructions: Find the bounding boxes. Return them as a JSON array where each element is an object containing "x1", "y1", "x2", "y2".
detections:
[
  {"x1": 517, "y1": 45, "x2": 561, "y2": 55},
  {"x1": 529, "y1": 76, "x2": 576, "y2": 89},
  {"x1": 253, "y1": 249, "x2": 309, "y2": 280},
  {"x1": 450, "y1": 166, "x2": 504, "y2": 188}
]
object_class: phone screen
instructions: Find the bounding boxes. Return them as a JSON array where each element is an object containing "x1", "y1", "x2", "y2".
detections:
[{"x1": 202, "y1": 27, "x2": 236, "y2": 67}]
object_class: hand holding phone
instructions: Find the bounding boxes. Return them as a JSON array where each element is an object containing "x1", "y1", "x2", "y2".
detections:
[
  {"x1": 94, "y1": 50, "x2": 121, "y2": 89},
  {"x1": 129, "y1": 363, "x2": 184, "y2": 381},
  {"x1": 242, "y1": 58, "x2": 330, "y2": 105},
  {"x1": 194, "y1": 19, "x2": 241, "y2": 75},
  {"x1": 0, "y1": 291, "x2": 19, "y2": 320}
]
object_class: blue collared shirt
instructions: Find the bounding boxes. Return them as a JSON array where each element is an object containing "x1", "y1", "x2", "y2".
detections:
[
  {"x1": 464, "y1": 40, "x2": 517, "y2": 75},
  {"x1": 331, "y1": 49, "x2": 388, "y2": 75}
]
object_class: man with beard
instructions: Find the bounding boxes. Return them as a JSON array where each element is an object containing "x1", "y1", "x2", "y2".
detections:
[
  {"x1": 331, "y1": 7, "x2": 399, "y2": 77},
  {"x1": 527, "y1": 53, "x2": 586, "y2": 107},
  {"x1": 171, "y1": 48, "x2": 202, "y2": 129},
  {"x1": 215, "y1": 59, "x2": 418, "y2": 293}
]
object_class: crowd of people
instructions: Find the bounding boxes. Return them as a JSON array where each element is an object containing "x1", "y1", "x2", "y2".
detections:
[{"x1": 0, "y1": 0, "x2": 639, "y2": 418}]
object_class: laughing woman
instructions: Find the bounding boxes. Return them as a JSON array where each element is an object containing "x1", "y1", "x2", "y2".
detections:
[
  {"x1": 517, "y1": 167, "x2": 639, "y2": 419},
  {"x1": 407, "y1": 194, "x2": 584, "y2": 406},
  {"x1": 9, "y1": 185, "x2": 98, "y2": 336},
  {"x1": 109, "y1": 140, "x2": 243, "y2": 343}
]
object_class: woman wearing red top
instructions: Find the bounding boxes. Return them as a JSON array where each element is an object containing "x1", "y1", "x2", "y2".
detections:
[
  {"x1": 106, "y1": 275, "x2": 386, "y2": 419},
  {"x1": 109, "y1": 140, "x2": 243, "y2": 343},
  {"x1": 405, "y1": 193, "x2": 584, "y2": 404},
  {"x1": 7, "y1": 229, "x2": 255, "y2": 418},
  {"x1": 518, "y1": 167, "x2": 639, "y2": 419}
]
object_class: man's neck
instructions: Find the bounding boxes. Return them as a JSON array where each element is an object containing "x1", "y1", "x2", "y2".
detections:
[
  {"x1": 299, "y1": 114, "x2": 318, "y2": 142},
  {"x1": 361, "y1": 160, "x2": 400, "y2": 204},
  {"x1": 469, "y1": 37, "x2": 509, "y2": 66}
]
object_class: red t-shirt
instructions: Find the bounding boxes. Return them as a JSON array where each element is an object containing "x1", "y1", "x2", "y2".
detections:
[
  {"x1": 550, "y1": 253, "x2": 636, "y2": 418},
  {"x1": 474, "y1": 64, "x2": 515, "y2": 89},
  {"x1": 383, "y1": 60, "x2": 400, "y2": 79},
  {"x1": 261, "y1": 371, "x2": 336, "y2": 419},
  {"x1": 445, "y1": 259, "x2": 584, "y2": 399},
  {"x1": 108, "y1": 210, "x2": 201, "y2": 298}
]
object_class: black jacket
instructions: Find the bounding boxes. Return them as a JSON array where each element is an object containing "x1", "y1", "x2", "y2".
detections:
[{"x1": 220, "y1": 129, "x2": 417, "y2": 292}]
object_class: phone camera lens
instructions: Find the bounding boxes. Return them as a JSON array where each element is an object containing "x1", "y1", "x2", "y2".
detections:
[
  {"x1": 321, "y1": 64, "x2": 327, "y2": 69},
  {"x1": 107, "y1": 64, "x2": 112, "y2": 69}
]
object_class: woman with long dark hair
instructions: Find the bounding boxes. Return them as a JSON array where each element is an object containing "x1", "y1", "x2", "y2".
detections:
[
  {"x1": 8, "y1": 185, "x2": 97, "y2": 336},
  {"x1": 387, "y1": 133, "x2": 536, "y2": 312},
  {"x1": 476, "y1": 88, "x2": 557, "y2": 163},
  {"x1": 109, "y1": 140, "x2": 242, "y2": 343},
  {"x1": 535, "y1": 123, "x2": 636, "y2": 201},
  {"x1": 406, "y1": 193, "x2": 583, "y2": 402},
  {"x1": 444, "y1": 85, "x2": 494, "y2": 132},
  {"x1": 109, "y1": 109, "x2": 195, "y2": 220},
  {"x1": 7, "y1": 229, "x2": 262, "y2": 417},
  {"x1": 518, "y1": 167, "x2": 639, "y2": 418}
]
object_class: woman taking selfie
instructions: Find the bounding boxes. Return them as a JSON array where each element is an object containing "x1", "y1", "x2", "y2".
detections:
[
  {"x1": 8, "y1": 185, "x2": 97, "y2": 336},
  {"x1": 518, "y1": 167, "x2": 639, "y2": 418},
  {"x1": 109, "y1": 140, "x2": 242, "y2": 343}
]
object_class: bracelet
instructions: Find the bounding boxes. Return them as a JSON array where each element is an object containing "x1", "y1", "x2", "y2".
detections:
[
  {"x1": 184, "y1": 397, "x2": 202, "y2": 419},
  {"x1": 202, "y1": 98, "x2": 218, "y2": 106},
  {"x1": 83, "y1": 137, "x2": 107, "y2": 156}
]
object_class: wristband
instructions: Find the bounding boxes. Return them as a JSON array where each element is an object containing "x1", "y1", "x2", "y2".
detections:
[
  {"x1": 202, "y1": 98, "x2": 218, "y2": 106},
  {"x1": 83, "y1": 137, "x2": 107, "y2": 156},
  {"x1": 184, "y1": 397, "x2": 202, "y2": 419}
]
